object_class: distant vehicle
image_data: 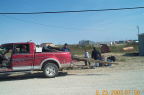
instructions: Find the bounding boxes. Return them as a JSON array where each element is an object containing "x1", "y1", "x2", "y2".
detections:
[
  {"x1": 117, "y1": 41, "x2": 125, "y2": 44},
  {"x1": 0, "y1": 42, "x2": 73, "y2": 78},
  {"x1": 133, "y1": 40, "x2": 139, "y2": 43}
]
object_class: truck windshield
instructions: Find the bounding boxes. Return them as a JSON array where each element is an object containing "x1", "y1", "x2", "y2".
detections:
[{"x1": 0, "y1": 44, "x2": 13, "y2": 55}]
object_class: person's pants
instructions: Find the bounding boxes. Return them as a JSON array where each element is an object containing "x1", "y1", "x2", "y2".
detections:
[
  {"x1": 85, "y1": 60, "x2": 91, "y2": 65},
  {"x1": 94, "y1": 59, "x2": 99, "y2": 67}
]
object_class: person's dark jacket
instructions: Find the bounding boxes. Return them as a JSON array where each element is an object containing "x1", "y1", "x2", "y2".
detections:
[
  {"x1": 61, "y1": 47, "x2": 70, "y2": 52},
  {"x1": 92, "y1": 49, "x2": 101, "y2": 60}
]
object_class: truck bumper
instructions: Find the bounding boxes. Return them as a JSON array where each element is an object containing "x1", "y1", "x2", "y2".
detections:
[{"x1": 60, "y1": 62, "x2": 74, "y2": 68}]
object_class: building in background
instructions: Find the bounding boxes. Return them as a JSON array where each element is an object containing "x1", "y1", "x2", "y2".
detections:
[
  {"x1": 79, "y1": 40, "x2": 95, "y2": 46},
  {"x1": 95, "y1": 41, "x2": 112, "y2": 45},
  {"x1": 138, "y1": 33, "x2": 144, "y2": 56}
]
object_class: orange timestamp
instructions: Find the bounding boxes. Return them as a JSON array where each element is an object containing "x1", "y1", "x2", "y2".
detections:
[{"x1": 96, "y1": 90, "x2": 141, "y2": 95}]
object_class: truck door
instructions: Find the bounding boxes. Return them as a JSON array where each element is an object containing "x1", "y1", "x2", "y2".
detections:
[{"x1": 11, "y1": 44, "x2": 33, "y2": 71}]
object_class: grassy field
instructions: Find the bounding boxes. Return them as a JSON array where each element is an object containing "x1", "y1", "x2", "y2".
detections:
[{"x1": 67, "y1": 43, "x2": 139, "y2": 56}]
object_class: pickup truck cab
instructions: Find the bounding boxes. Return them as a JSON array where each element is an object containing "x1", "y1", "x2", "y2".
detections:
[{"x1": 0, "y1": 42, "x2": 73, "y2": 78}]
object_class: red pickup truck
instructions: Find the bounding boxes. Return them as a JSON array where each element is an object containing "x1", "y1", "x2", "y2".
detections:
[{"x1": 0, "y1": 42, "x2": 73, "y2": 78}]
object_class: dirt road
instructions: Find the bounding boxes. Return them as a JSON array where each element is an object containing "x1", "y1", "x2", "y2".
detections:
[{"x1": 0, "y1": 69, "x2": 143, "y2": 95}]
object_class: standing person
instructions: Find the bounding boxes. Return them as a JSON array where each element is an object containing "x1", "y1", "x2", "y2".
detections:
[
  {"x1": 84, "y1": 49, "x2": 91, "y2": 66},
  {"x1": 61, "y1": 43, "x2": 70, "y2": 52},
  {"x1": 91, "y1": 47, "x2": 101, "y2": 67}
]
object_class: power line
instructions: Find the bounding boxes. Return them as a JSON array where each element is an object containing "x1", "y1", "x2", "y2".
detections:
[
  {"x1": 1, "y1": 15, "x2": 139, "y2": 31},
  {"x1": 1, "y1": 15, "x2": 106, "y2": 31},
  {"x1": 0, "y1": 7, "x2": 144, "y2": 14}
]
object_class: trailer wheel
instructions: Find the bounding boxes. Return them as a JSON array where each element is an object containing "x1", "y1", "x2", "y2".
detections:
[{"x1": 43, "y1": 63, "x2": 58, "y2": 78}]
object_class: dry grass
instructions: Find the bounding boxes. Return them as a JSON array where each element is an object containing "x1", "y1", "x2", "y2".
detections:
[{"x1": 67, "y1": 43, "x2": 139, "y2": 63}]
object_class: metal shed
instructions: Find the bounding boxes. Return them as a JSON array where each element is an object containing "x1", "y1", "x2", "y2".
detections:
[{"x1": 138, "y1": 33, "x2": 144, "y2": 56}]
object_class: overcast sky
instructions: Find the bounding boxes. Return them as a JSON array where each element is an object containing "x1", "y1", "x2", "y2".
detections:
[{"x1": 0, "y1": 0, "x2": 144, "y2": 45}]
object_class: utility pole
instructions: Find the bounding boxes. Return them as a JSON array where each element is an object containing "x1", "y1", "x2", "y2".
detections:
[{"x1": 137, "y1": 25, "x2": 139, "y2": 35}]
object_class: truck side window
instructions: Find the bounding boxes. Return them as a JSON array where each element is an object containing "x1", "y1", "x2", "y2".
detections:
[{"x1": 14, "y1": 44, "x2": 30, "y2": 54}]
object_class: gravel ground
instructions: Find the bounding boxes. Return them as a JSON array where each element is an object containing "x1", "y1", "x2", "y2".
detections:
[{"x1": 0, "y1": 53, "x2": 144, "y2": 95}]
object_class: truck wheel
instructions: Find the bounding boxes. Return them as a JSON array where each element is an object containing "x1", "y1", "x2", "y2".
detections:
[{"x1": 43, "y1": 63, "x2": 58, "y2": 78}]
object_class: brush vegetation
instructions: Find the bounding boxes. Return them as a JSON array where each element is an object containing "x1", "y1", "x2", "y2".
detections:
[{"x1": 64, "y1": 43, "x2": 139, "y2": 56}]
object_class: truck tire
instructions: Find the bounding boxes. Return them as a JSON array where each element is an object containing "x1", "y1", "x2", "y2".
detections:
[{"x1": 43, "y1": 63, "x2": 58, "y2": 78}]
